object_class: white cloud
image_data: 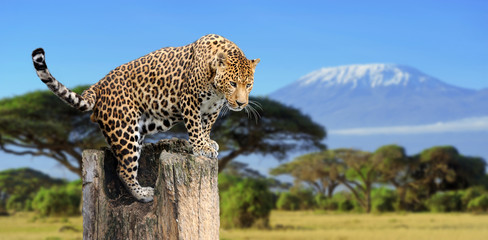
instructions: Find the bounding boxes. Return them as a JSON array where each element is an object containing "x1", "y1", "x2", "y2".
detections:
[{"x1": 329, "y1": 116, "x2": 488, "y2": 136}]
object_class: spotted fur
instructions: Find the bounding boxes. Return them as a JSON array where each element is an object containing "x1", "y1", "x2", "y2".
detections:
[{"x1": 32, "y1": 34, "x2": 260, "y2": 202}]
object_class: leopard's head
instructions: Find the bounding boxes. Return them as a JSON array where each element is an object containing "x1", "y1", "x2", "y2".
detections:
[{"x1": 211, "y1": 52, "x2": 260, "y2": 111}]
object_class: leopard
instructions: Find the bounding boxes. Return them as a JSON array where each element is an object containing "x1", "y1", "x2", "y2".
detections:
[{"x1": 31, "y1": 34, "x2": 260, "y2": 202}]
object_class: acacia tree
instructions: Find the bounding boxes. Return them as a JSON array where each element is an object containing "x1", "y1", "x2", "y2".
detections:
[
  {"x1": 211, "y1": 96, "x2": 326, "y2": 172},
  {"x1": 411, "y1": 146, "x2": 486, "y2": 198},
  {"x1": 373, "y1": 145, "x2": 422, "y2": 210},
  {"x1": 0, "y1": 86, "x2": 105, "y2": 177},
  {"x1": 278, "y1": 148, "x2": 382, "y2": 212},
  {"x1": 1, "y1": 88, "x2": 326, "y2": 176},
  {"x1": 415, "y1": 146, "x2": 458, "y2": 193},
  {"x1": 344, "y1": 145, "x2": 487, "y2": 211},
  {"x1": 333, "y1": 149, "x2": 379, "y2": 213},
  {"x1": 270, "y1": 150, "x2": 342, "y2": 197}
]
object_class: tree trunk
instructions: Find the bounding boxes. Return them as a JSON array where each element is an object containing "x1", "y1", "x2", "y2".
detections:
[
  {"x1": 82, "y1": 138, "x2": 220, "y2": 240},
  {"x1": 327, "y1": 183, "x2": 338, "y2": 199},
  {"x1": 365, "y1": 185, "x2": 372, "y2": 213}
]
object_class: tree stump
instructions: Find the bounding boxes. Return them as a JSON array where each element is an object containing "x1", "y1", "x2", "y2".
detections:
[{"x1": 82, "y1": 138, "x2": 220, "y2": 240}]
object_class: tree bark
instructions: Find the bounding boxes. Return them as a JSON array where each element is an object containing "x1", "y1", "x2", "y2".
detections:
[{"x1": 82, "y1": 138, "x2": 219, "y2": 240}]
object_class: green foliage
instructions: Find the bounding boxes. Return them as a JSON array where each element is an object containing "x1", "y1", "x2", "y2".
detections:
[
  {"x1": 400, "y1": 188, "x2": 428, "y2": 212},
  {"x1": 403, "y1": 146, "x2": 487, "y2": 211},
  {"x1": 333, "y1": 148, "x2": 378, "y2": 212},
  {"x1": 270, "y1": 150, "x2": 342, "y2": 197},
  {"x1": 218, "y1": 172, "x2": 243, "y2": 193},
  {"x1": 32, "y1": 180, "x2": 82, "y2": 217},
  {"x1": 449, "y1": 156, "x2": 487, "y2": 189},
  {"x1": 0, "y1": 87, "x2": 106, "y2": 176},
  {"x1": 317, "y1": 191, "x2": 357, "y2": 212},
  {"x1": 461, "y1": 187, "x2": 485, "y2": 208},
  {"x1": 6, "y1": 194, "x2": 29, "y2": 211},
  {"x1": 373, "y1": 145, "x2": 410, "y2": 183},
  {"x1": 281, "y1": 144, "x2": 486, "y2": 213},
  {"x1": 276, "y1": 192, "x2": 300, "y2": 211},
  {"x1": 220, "y1": 175, "x2": 274, "y2": 229},
  {"x1": 275, "y1": 186, "x2": 316, "y2": 211},
  {"x1": 329, "y1": 192, "x2": 356, "y2": 212},
  {"x1": 338, "y1": 199, "x2": 355, "y2": 212},
  {"x1": 415, "y1": 146, "x2": 459, "y2": 190},
  {"x1": 314, "y1": 194, "x2": 338, "y2": 211},
  {"x1": 292, "y1": 187, "x2": 316, "y2": 210},
  {"x1": 371, "y1": 187, "x2": 397, "y2": 212},
  {"x1": 467, "y1": 194, "x2": 488, "y2": 212},
  {"x1": 0, "y1": 168, "x2": 65, "y2": 211},
  {"x1": 425, "y1": 191, "x2": 463, "y2": 212},
  {"x1": 212, "y1": 96, "x2": 326, "y2": 171}
]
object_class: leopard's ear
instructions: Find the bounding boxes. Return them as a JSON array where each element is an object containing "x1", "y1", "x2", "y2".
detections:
[
  {"x1": 250, "y1": 58, "x2": 260, "y2": 69},
  {"x1": 213, "y1": 52, "x2": 227, "y2": 69}
]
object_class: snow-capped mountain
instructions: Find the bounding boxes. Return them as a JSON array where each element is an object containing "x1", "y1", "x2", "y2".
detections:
[
  {"x1": 298, "y1": 64, "x2": 445, "y2": 89},
  {"x1": 270, "y1": 64, "x2": 488, "y2": 129}
]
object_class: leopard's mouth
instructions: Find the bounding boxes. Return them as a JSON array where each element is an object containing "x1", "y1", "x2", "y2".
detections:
[{"x1": 226, "y1": 101, "x2": 243, "y2": 111}]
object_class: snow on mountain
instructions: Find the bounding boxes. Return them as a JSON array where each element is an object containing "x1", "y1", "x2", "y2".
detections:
[
  {"x1": 296, "y1": 63, "x2": 461, "y2": 91},
  {"x1": 269, "y1": 64, "x2": 488, "y2": 129},
  {"x1": 299, "y1": 64, "x2": 424, "y2": 88}
]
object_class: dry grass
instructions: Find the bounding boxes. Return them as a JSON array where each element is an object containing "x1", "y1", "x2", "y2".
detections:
[
  {"x1": 220, "y1": 211, "x2": 488, "y2": 240},
  {"x1": 1, "y1": 211, "x2": 487, "y2": 240},
  {"x1": 0, "y1": 212, "x2": 82, "y2": 240}
]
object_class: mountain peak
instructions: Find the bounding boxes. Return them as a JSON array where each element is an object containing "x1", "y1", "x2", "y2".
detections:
[
  {"x1": 298, "y1": 63, "x2": 434, "y2": 88},
  {"x1": 270, "y1": 63, "x2": 484, "y2": 129}
]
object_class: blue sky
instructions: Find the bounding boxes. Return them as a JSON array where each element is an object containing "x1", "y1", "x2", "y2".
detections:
[
  {"x1": 0, "y1": 0, "x2": 487, "y2": 99},
  {"x1": 0, "y1": 0, "x2": 487, "y2": 179}
]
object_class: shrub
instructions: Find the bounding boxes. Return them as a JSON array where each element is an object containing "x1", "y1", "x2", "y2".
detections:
[
  {"x1": 314, "y1": 194, "x2": 337, "y2": 211},
  {"x1": 218, "y1": 173, "x2": 242, "y2": 192},
  {"x1": 461, "y1": 187, "x2": 484, "y2": 209},
  {"x1": 467, "y1": 194, "x2": 488, "y2": 212},
  {"x1": 276, "y1": 192, "x2": 300, "y2": 210},
  {"x1": 425, "y1": 191, "x2": 463, "y2": 212},
  {"x1": 276, "y1": 187, "x2": 316, "y2": 211},
  {"x1": 220, "y1": 178, "x2": 273, "y2": 229},
  {"x1": 372, "y1": 187, "x2": 397, "y2": 212},
  {"x1": 32, "y1": 180, "x2": 81, "y2": 216},
  {"x1": 292, "y1": 187, "x2": 316, "y2": 210},
  {"x1": 338, "y1": 199, "x2": 355, "y2": 212},
  {"x1": 6, "y1": 194, "x2": 23, "y2": 211},
  {"x1": 328, "y1": 192, "x2": 356, "y2": 212},
  {"x1": 0, "y1": 168, "x2": 66, "y2": 212}
]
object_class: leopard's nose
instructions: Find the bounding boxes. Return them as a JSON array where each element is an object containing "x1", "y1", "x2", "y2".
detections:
[{"x1": 236, "y1": 101, "x2": 245, "y2": 107}]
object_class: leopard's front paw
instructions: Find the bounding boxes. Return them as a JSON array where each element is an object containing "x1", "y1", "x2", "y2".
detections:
[
  {"x1": 193, "y1": 145, "x2": 218, "y2": 159},
  {"x1": 132, "y1": 187, "x2": 154, "y2": 203},
  {"x1": 208, "y1": 139, "x2": 219, "y2": 152}
]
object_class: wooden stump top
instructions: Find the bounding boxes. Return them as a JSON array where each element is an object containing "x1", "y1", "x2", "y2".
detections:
[{"x1": 82, "y1": 138, "x2": 219, "y2": 240}]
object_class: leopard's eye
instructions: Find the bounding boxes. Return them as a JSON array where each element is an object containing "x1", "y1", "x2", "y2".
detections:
[
  {"x1": 230, "y1": 81, "x2": 237, "y2": 87},
  {"x1": 246, "y1": 84, "x2": 252, "y2": 88}
]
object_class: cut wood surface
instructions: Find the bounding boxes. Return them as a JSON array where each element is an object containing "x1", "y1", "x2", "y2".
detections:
[{"x1": 82, "y1": 138, "x2": 219, "y2": 240}]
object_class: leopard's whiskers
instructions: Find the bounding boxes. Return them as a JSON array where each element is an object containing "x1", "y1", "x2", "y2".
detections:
[{"x1": 245, "y1": 101, "x2": 261, "y2": 124}]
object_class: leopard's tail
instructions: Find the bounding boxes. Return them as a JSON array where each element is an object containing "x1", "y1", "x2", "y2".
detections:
[{"x1": 32, "y1": 48, "x2": 97, "y2": 112}]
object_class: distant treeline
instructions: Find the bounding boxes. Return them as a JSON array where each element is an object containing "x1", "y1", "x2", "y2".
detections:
[
  {"x1": 269, "y1": 144, "x2": 488, "y2": 213},
  {"x1": 217, "y1": 145, "x2": 488, "y2": 228},
  {"x1": 0, "y1": 168, "x2": 81, "y2": 216}
]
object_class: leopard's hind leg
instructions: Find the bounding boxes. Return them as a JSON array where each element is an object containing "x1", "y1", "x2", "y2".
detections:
[{"x1": 97, "y1": 113, "x2": 154, "y2": 202}]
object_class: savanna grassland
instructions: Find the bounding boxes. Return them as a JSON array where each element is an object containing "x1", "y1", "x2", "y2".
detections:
[
  {"x1": 0, "y1": 212, "x2": 82, "y2": 240},
  {"x1": 1, "y1": 211, "x2": 488, "y2": 240},
  {"x1": 221, "y1": 211, "x2": 488, "y2": 240}
]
